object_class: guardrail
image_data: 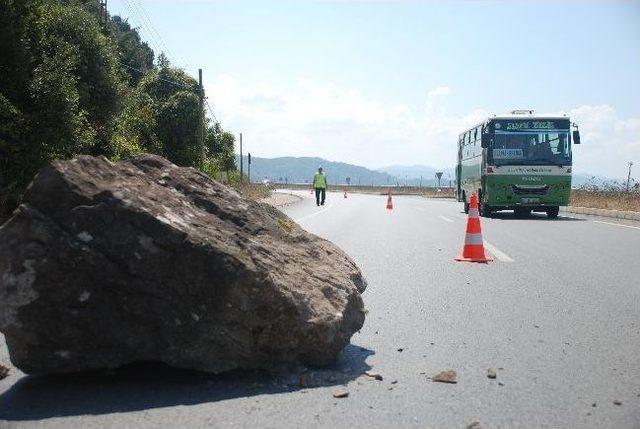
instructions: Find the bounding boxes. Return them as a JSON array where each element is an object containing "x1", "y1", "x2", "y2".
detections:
[{"x1": 270, "y1": 183, "x2": 456, "y2": 197}]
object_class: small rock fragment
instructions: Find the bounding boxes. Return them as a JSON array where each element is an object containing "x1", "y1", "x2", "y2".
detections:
[
  {"x1": 299, "y1": 373, "x2": 311, "y2": 387},
  {"x1": 397, "y1": 348, "x2": 404, "y2": 352},
  {"x1": 0, "y1": 364, "x2": 9, "y2": 380},
  {"x1": 592, "y1": 402, "x2": 597, "y2": 407},
  {"x1": 498, "y1": 382, "x2": 504, "y2": 386},
  {"x1": 613, "y1": 400, "x2": 622, "y2": 406},
  {"x1": 466, "y1": 422, "x2": 481, "y2": 429},
  {"x1": 332, "y1": 387, "x2": 349, "y2": 398},
  {"x1": 432, "y1": 370, "x2": 457, "y2": 384},
  {"x1": 487, "y1": 368, "x2": 497, "y2": 379},
  {"x1": 391, "y1": 380, "x2": 398, "y2": 384},
  {"x1": 365, "y1": 371, "x2": 383, "y2": 381}
]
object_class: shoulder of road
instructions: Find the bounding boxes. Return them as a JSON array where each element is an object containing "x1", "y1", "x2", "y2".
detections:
[
  {"x1": 260, "y1": 191, "x2": 303, "y2": 208},
  {"x1": 562, "y1": 205, "x2": 640, "y2": 221}
]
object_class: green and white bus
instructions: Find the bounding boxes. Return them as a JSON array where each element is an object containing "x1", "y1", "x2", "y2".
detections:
[{"x1": 456, "y1": 110, "x2": 581, "y2": 218}]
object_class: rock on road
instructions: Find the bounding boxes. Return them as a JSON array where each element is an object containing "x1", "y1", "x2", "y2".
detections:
[{"x1": 1, "y1": 190, "x2": 639, "y2": 428}]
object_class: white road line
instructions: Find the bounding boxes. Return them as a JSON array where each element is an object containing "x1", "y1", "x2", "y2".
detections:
[
  {"x1": 593, "y1": 220, "x2": 640, "y2": 230},
  {"x1": 294, "y1": 203, "x2": 335, "y2": 222},
  {"x1": 483, "y1": 240, "x2": 515, "y2": 262},
  {"x1": 438, "y1": 215, "x2": 454, "y2": 223}
]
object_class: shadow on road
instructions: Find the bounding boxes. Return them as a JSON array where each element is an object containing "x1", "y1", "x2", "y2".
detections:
[
  {"x1": 0, "y1": 344, "x2": 373, "y2": 421},
  {"x1": 489, "y1": 212, "x2": 586, "y2": 221},
  {"x1": 457, "y1": 210, "x2": 586, "y2": 221}
]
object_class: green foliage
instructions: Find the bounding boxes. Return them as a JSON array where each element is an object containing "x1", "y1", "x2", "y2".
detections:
[
  {"x1": 206, "y1": 123, "x2": 236, "y2": 173},
  {"x1": 0, "y1": 0, "x2": 236, "y2": 222}
]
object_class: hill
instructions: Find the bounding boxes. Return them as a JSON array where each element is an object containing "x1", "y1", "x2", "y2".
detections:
[
  {"x1": 237, "y1": 156, "x2": 396, "y2": 186},
  {"x1": 376, "y1": 165, "x2": 455, "y2": 186}
]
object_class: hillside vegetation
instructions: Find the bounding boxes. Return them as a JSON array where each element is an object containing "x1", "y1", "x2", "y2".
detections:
[{"x1": 0, "y1": 0, "x2": 236, "y2": 222}]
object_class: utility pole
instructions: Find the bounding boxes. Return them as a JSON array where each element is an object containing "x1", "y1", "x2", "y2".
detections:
[
  {"x1": 627, "y1": 161, "x2": 634, "y2": 192},
  {"x1": 248, "y1": 153, "x2": 252, "y2": 184},
  {"x1": 198, "y1": 69, "x2": 205, "y2": 169},
  {"x1": 100, "y1": 0, "x2": 108, "y2": 30},
  {"x1": 239, "y1": 133, "x2": 243, "y2": 182}
]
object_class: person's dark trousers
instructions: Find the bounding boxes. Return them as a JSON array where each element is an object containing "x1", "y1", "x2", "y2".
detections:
[{"x1": 315, "y1": 188, "x2": 326, "y2": 206}]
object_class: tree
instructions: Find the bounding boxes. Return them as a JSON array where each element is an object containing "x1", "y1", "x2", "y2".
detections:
[{"x1": 0, "y1": 0, "x2": 237, "y2": 221}]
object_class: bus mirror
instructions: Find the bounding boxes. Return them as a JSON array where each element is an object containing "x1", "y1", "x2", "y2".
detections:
[
  {"x1": 481, "y1": 134, "x2": 489, "y2": 148},
  {"x1": 572, "y1": 130, "x2": 581, "y2": 145}
]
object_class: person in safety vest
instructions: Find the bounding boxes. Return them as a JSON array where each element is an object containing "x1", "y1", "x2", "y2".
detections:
[{"x1": 313, "y1": 166, "x2": 328, "y2": 206}]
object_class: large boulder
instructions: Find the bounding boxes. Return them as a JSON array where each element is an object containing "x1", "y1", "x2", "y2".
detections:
[{"x1": 0, "y1": 155, "x2": 366, "y2": 374}]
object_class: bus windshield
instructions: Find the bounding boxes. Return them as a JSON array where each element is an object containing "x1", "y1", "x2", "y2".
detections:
[{"x1": 490, "y1": 129, "x2": 571, "y2": 166}]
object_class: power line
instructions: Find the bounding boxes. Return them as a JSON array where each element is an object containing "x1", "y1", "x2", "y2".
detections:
[
  {"x1": 112, "y1": 3, "x2": 221, "y2": 132},
  {"x1": 130, "y1": 0, "x2": 187, "y2": 69},
  {"x1": 120, "y1": 62, "x2": 192, "y2": 90},
  {"x1": 205, "y1": 99, "x2": 219, "y2": 124},
  {"x1": 122, "y1": 0, "x2": 165, "y2": 63}
]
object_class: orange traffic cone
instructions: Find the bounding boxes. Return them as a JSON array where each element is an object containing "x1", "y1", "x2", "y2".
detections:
[
  {"x1": 386, "y1": 189, "x2": 393, "y2": 210},
  {"x1": 344, "y1": 190, "x2": 347, "y2": 198},
  {"x1": 455, "y1": 193, "x2": 493, "y2": 263}
]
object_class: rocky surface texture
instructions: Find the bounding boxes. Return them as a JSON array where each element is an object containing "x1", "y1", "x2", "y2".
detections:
[{"x1": 0, "y1": 155, "x2": 366, "y2": 375}]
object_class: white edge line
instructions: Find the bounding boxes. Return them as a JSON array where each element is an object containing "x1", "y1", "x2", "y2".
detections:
[
  {"x1": 295, "y1": 203, "x2": 335, "y2": 222},
  {"x1": 438, "y1": 215, "x2": 454, "y2": 223},
  {"x1": 483, "y1": 240, "x2": 514, "y2": 262},
  {"x1": 593, "y1": 220, "x2": 640, "y2": 230}
]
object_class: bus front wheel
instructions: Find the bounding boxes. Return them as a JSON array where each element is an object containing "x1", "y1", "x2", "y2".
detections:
[{"x1": 546, "y1": 206, "x2": 559, "y2": 219}]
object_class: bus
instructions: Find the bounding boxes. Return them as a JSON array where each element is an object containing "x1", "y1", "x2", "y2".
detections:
[{"x1": 456, "y1": 110, "x2": 581, "y2": 218}]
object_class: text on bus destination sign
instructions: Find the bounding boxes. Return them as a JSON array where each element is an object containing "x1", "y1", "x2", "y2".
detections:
[{"x1": 495, "y1": 120, "x2": 567, "y2": 131}]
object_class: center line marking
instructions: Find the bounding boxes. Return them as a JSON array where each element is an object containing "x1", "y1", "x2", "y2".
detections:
[
  {"x1": 593, "y1": 220, "x2": 640, "y2": 230},
  {"x1": 438, "y1": 215, "x2": 454, "y2": 223},
  {"x1": 483, "y1": 240, "x2": 514, "y2": 262}
]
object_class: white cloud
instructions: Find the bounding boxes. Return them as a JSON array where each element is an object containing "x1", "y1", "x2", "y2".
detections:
[
  {"x1": 565, "y1": 105, "x2": 640, "y2": 178},
  {"x1": 206, "y1": 76, "x2": 639, "y2": 179},
  {"x1": 427, "y1": 86, "x2": 451, "y2": 99}
]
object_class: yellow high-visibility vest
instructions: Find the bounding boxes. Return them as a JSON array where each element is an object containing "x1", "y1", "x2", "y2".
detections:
[{"x1": 313, "y1": 173, "x2": 327, "y2": 189}]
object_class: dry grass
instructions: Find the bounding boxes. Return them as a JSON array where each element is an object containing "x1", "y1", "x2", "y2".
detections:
[
  {"x1": 231, "y1": 182, "x2": 272, "y2": 201},
  {"x1": 570, "y1": 190, "x2": 639, "y2": 212}
]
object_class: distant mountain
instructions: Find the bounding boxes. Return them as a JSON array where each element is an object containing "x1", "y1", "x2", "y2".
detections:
[
  {"x1": 237, "y1": 156, "x2": 396, "y2": 186},
  {"x1": 235, "y1": 156, "x2": 617, "y2": 189},
  {"x1": 377, "y1": 165, "x2": 455, "y2": 186}
]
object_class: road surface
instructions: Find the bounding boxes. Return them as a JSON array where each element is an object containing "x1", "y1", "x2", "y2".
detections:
[{"x1": 1, "y1": 190, "x2": 639, "y2": 428}]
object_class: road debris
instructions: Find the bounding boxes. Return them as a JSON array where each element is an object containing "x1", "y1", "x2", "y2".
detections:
[
  {"x1": 592, "y1": 402, "x2": 597, "y2": 407},
  {"x1": 613, "y1": 400, "x2": 622, "y2": 406},
  {"x1": 364, "y1": 371, "x2": 383, "y2": 381},
  {"x1": 397, "y1": 348, "x2": 404, "y2": 352},
  {"x1": 0, "y1": 155, "x2": 367, "y2": 375},
  {"x1": 487, "y1": 368, "x2": 497, "y2": 379},
  {"x1": 432, "y1": 370, "x2": 457, "y2": 384},
  {"x1": 299, "y1": 373, "x2": 313, "y2": 387},
  {"x1": 466, "y1": 421, "x2": 482, "y2": 429},
  {"x1": 0, "y1": 364, "x2": 9, "y2": 380},
  {"x1": 391, "y1": 380, "x2": 398, "y2": 384},
  {"x1": 332, "y1": 387, "x2": 349, "y2": 398}
]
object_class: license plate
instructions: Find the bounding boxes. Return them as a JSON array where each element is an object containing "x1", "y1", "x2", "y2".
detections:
[{"x1": 521, "y1": 197, "x2": 540, "y2": 204}]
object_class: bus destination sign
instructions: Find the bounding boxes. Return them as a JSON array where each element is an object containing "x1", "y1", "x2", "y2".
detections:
[{"x1": 493, "y1": 119, "x2": 570, "y2": 132}]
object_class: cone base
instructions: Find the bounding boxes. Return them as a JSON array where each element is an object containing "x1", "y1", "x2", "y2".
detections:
[{"x1": 454, "y1": 256, "x2": 493, "y2": 263}]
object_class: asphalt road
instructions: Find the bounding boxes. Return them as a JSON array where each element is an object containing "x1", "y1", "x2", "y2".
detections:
[{"x1": 1, "y1": 190, "x2": 639, "y2": 428}]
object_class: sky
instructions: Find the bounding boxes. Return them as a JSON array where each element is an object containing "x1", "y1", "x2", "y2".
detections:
[{"x1": 109, "y1": 0, "x2": 640, "y2": 179}]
